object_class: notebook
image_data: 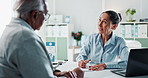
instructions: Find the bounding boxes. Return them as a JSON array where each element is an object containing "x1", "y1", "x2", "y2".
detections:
[{"x1": 111, "y1": 48, "x2": 148, "y2": 77}]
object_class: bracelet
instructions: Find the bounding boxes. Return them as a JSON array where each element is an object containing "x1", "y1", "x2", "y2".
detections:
[
  {"x1": 73, "y1": 71, "x2": 77, "y2": 78},
  {"x1": 68, "y1": 71, "x2": 77, "y2": 78}
]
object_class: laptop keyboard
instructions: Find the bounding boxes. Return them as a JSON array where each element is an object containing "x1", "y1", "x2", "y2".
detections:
[
  {"x1": 111, "y1": 69, "x2": 126, "y2": 74},
  {"x1": 119, "y1": 70, "x2": 126, "y2": 74}
]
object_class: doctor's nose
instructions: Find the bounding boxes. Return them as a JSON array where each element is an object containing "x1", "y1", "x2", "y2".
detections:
[{"x1": 98, "y1": 21, "x2": 102, "y2": 27}]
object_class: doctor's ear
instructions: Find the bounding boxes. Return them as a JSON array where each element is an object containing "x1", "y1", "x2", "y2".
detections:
[
  {"x1": 30, "y1": 11, "x2": 38, "y2": 19},
  {"x1": 33, "y1": 12, "x2": 38, "y2": 19},
  {"x1": 111, "y1": 24, "x2": 118, "y2": 30}
]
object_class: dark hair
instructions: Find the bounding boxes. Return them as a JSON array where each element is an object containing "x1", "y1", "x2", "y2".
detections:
[{"x1": 103, "y1": 10, "x2": 122, "y2": 24}]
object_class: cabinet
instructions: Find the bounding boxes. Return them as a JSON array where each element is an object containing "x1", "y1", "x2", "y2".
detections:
[
  {"x1": 45, "y1": 23, "x2": 74, "y2": 60},
  {"x1": 115, "y1": 22, "x2": 148, "y2": 38},
  {"x1": 114, "y1": 22, "x2": 148, "y2": 47}
]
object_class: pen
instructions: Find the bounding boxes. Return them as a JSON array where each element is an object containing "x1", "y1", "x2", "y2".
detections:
[{"x1": 86, "y1": 59, "x2": 91, "y2": 63}]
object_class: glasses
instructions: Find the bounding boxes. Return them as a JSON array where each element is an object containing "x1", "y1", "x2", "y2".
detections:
[
  {"x1": 38, "y1": 11, "x2": 50, "y2": 21},
  {"x1": 44, "y1": 13, "x2": 50, "y2": 21}
]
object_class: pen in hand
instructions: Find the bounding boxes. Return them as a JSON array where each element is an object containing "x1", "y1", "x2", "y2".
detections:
[
  {"x1": 85, "y1": 59, "x2": 92, "y2": 68},
  {"x1": 78, "y1": 59, "x2": 91, "y2": 68},
  {"x1": 85, "y1": 59, "x2": 91, "y2": 63}
]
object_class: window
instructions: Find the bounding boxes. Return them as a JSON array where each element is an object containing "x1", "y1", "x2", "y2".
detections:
[{"x1": 0, "y1": 0, "x2": 13, "y2": 37}]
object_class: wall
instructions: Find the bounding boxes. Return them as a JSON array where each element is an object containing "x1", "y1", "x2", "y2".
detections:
[
  {"x1": 47, "y1": 0, "x2": 102, "y2": 35},
  {"x1": 41, "y1": 0, "x2": 148, "y2": 47},
  {"x1": 46, "y1": 0, "x2": 148, "y2": 35},
  {"x1": 104, "y1": 0, "x2": 148, "y2": 47},
  {"x1": 0, "y1": 0, "x2": 12, "y2": 37},
  {"x1": 105, "y1": 0, "x2": 148, "y2": 22},
  {"x1": 141, "y1": 0, "x2": 148, "y2": 19}
]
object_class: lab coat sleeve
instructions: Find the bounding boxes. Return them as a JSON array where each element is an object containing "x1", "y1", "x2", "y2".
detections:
[{"x1": 16, "y1": 38, "x2": 56, "y2": 78}]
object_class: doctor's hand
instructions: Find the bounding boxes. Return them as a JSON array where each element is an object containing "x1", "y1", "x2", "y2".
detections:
[
  {"x1": 78, "y1": 60, "x2": 91, "y2": 68},
  {"x1": 88, "y1": 63, "x2": 106, "y2": 71}
]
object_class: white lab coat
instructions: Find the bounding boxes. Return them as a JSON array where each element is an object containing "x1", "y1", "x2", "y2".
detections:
[{"x1": 0, "y1": 18, "x2": 56, "y2": 78}]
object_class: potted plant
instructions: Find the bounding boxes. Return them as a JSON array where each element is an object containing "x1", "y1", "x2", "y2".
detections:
[
  {"x1": 126, "y1": 8, "x2": 136, "y2": 22},
  {"x1": 72, "y1": 31, "x2": 83, "y2": 46}
]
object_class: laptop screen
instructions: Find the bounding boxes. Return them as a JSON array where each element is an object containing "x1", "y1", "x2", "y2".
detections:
[
  {"x1": 111, "y1": 48, "x2": 148, "y2": 77},
  {"x1": 126, "y1": 48, "x2": 148, "y2": 77}
]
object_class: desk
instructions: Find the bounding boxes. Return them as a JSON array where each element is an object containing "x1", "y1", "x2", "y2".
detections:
[{"x1": 57, "y1": 62, "x2": 148, "y2": 78}]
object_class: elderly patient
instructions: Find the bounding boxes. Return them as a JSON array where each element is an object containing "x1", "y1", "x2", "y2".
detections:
[
  {"x1": 76, "y1": 10, "x2": 129, "y2": 71},
  {"x1": 0, "y1": 0, "x2": 83, "y2": 78}
]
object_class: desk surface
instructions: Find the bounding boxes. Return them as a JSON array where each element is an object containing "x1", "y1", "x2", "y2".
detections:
[{"x1": 57, "y1": 62, "x2": 148, "y2": 78}]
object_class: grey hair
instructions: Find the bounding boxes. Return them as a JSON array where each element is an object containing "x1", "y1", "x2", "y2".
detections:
[{"x1": 13, "y1": 0, "x2": 44, "y2": 17}]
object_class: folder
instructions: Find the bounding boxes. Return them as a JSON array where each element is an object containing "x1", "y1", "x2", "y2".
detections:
[
  {"x1": 125, "y1": 25, "x2": 132, "y2": 38},
  {"x1": 138, "y1": 24, "x2": 147, "y2": 38}
]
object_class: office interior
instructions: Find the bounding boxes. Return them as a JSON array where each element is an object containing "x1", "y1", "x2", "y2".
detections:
[{"x1": 0, "y1": 0, "x2": 148, "y2": 62}]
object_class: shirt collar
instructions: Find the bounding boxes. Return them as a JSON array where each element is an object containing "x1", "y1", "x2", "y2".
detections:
[
  {"x1": 10, "y1": 17, "x2": 34, "y2": 31},
  {"x1": 98, "y1": 32, "x2": 116, "y2": 45},
  {"x1": 109, "y1": 32, "x2": 116, "y2": 45}
]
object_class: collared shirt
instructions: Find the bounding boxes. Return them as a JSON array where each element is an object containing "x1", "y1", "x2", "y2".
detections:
[
  {"x1": 0, "y1": 18, "x2": 56, "y2": 78},
  {"x1": 76, "y1": 33, "x2": 129, "y2": 68}
]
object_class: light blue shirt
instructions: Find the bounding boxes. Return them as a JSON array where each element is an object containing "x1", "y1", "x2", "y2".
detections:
[
  {"x1": 76, "y1": 33, "x2": 129, "y2": 68},
  {"x1": 0, "y1": 18, "x2": 56, "y2": 78}
]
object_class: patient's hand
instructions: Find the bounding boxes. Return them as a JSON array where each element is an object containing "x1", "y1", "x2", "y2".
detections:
[
  {"x1": 54, "y1": 68, "x2": 84, "y2": 78},
  {"x1": 89, "y1": 63, "x2": 106, "y2": 71},
  {"x1": 73, "y1": 67, "x2": 84, "y2": 78},
  {"x1": 53, "y1": 70, "x2": 69, "y2": 77}
]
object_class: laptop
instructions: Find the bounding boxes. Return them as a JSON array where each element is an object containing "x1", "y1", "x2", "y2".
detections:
[{"x1": 111, "y1": 48, "x2": 148, "y2": 77}]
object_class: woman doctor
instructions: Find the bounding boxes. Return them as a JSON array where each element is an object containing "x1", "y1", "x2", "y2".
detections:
[{"x1": 76, "y1": 10, "x2": 129, "y2": 71}]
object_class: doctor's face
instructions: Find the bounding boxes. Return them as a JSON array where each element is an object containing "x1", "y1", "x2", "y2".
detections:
[{"x1": 98, "y1": 13, "x2": 113, "y2": 35}]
